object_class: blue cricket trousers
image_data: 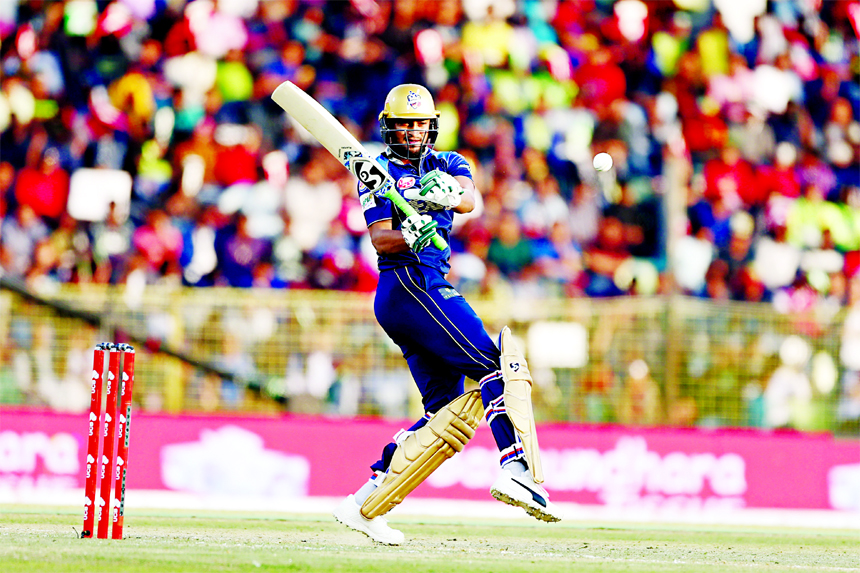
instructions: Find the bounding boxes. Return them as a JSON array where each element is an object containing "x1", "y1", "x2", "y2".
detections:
[{"x1": 369, "y1": 264, "x2": 522, "y2": 474}]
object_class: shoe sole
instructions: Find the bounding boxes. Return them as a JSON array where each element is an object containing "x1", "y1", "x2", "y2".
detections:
[
  {"x1": 491, "y1": 487, "x2": 562, "y2": 523},
  {"x1": 333, "y1": 510, "x2": 403, "y2": 545}
]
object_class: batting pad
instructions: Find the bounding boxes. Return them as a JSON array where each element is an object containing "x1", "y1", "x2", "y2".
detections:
[
  {"x1": 500, "y1": 326, "x2": 545, "y2": 484},
  {"x1": 360, "y1": 389, "x2": 484, "y2": 519}
]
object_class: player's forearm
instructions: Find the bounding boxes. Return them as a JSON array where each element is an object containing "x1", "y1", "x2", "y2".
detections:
[
  {"x1": 370, "y1": 225, "x2": 412, "y2": 254},
  {"x1": 452, "y1": 191, "x2": 475, "y2": 214},
  {"x1": 453, "y1": 177, "x2": 476, "y2": 214}
]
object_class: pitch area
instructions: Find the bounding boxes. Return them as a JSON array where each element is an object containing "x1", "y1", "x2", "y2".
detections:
[{"x1": 2, "y1": 506, "x2": 858, "y2": 573}]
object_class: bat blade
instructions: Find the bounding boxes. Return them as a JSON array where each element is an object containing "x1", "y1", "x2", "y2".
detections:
[
  {"x1": 271, "y1": 82, "x2": 386, "y2": 190},
  {"x1": 271, "y1": 81, "x2": 446, "y2": 250}
]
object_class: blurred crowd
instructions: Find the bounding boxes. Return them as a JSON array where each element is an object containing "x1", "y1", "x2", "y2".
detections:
[{"x1": 1, "y1": 0, "x2": 859, "y2": 309}]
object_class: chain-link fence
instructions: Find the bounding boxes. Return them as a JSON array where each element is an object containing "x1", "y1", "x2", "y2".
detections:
[{"x1": 1, "y1": 285, "x2": 857, "y2": 436}]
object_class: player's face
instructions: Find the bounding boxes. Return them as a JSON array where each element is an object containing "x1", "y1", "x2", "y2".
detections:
[{"x1": 392, "y1": 119, "x2": 431, "y2": 155}]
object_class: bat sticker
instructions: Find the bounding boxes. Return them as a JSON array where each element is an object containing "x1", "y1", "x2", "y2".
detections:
[{"x1": 351, "y1": 157, "x2": 386, "y2": 191}]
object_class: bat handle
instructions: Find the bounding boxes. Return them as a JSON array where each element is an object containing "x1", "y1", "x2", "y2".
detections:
[{"x1": 383, "y1": 190, "x2": 449, "y2": 250}]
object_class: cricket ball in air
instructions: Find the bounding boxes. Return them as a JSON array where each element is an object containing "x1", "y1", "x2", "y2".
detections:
[{"x1": 592, "y1": 152, "x2": 613, "y2": 172}]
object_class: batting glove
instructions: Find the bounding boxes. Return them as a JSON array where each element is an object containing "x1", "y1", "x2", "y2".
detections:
[
  {"x1": 401, "y1": 213, "x2": 438, "y2": 252},
  {"x1": 403, "y1": 170, "x2": 463, "y2": 209}
]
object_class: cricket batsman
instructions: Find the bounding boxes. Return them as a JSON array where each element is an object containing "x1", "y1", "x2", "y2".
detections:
[{"x1": 332, "y1": 84, "x2": 562, "y2": 545}]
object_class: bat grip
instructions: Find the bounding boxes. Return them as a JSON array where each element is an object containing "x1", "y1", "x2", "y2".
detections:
[{"x1": 384, "y1": 190, "x2": 448, "y2": 250}]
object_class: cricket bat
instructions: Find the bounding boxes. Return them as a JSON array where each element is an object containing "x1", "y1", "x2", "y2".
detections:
[{"x1": 271, "y1": 81, "x2": 447, "y2": 250}]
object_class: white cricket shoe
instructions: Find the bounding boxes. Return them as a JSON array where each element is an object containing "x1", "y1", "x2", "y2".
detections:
[
  {"x1": 490, "y1": 468, "x2": 562, "y2": 522},
  {"x1": 333, "y1": 494, "x2": 405, "y2": 545}
]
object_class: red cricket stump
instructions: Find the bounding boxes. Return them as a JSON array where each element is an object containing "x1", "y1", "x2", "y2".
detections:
[
  {"x1": 96, "y1": 346, "x2": 121, "y2": 539},
  {"x1": 111, "y1": 346, "x2": 135, "y2": 539},
  {"x1": 82, "y1": 343, "x2": 110, "y2": 538},
  {"x1": 82, "y1": 343, "x2": 136, "y2": 540}
]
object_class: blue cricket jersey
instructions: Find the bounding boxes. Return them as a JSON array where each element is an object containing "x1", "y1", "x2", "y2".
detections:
[{"x1": 358, "y1": 149, "x2": 473, "y2": 274}]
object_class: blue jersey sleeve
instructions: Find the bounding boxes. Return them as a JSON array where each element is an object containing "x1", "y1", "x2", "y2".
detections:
[
  {"x1": 437, "y1": 151, "x2": 473, "y2": 180},
  {"x1": 359, "y1": 183, "x2": 392, "y2": 228}
]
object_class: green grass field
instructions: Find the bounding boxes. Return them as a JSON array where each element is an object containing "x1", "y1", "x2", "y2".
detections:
[{"x1": 2, "y1": 506, "x2": 858, "y2": 573}]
